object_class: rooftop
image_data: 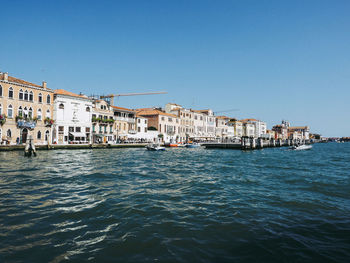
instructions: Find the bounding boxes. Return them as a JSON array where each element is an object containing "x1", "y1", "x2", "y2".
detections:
[
  {"x1": 136, "y1": 109, "x2": 178, "y2": 118},
  {"x1": 55, "y1": 89, "x2": 89, "y2": 99},
  {"x1": 0, "y1": 72, "x2": 50, "y2": 90}
]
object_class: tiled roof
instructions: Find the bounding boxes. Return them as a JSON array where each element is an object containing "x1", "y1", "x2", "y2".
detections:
[
  {"x1": 137, "y1": 109, "x2": 177, "y2": 118},
  {"x1": 55, "y1": 89, "x2": 88, "y2": 99},
  {"x1": 111, "y1": 105, "x2": 135, "y2": 112},
  {"x1": 288, "y1": 126, "x2": 309, "y2": 130},
  {"x1": 0, "y1": 73, "x2": 46, "y2": 89},
  {"x1": 241, "y1": 118, "x2": 259, "y2": 122},
  {"x1": 216, "y1": 116, "x2": 230, "y2": 120}
]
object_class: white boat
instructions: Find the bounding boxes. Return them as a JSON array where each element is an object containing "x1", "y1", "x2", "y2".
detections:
[
  {"x1": 291, "y1": 144, "x2": 312, "y2": 150},
  {"x1": 146, "y1": 143, "x2": 166, "y2": 151}
]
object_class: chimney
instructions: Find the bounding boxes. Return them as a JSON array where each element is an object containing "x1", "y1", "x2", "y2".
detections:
[
  {"x1": 42, "y1": 81, "x2": 47, "y2": 89},
  {"x1": 3, "y1": 72, "x2": 8, "y2": 82}
]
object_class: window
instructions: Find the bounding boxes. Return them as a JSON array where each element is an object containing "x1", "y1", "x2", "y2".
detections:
[
  {"x1": 24, "y1": 90, "x2": 29, "y2": 101},
  {"x1": 59, "y1": 103, "x2": 64, "y2": 109},
  {"x1": 138, "y1": 127, "x2": 141, "y2": 132},
  {"x1": 0, "y1": 85, "x2": 2, "y2": 96},
  {"x1": 7, "y1": 129, "x2": 11, "y2": 138},
  {"x1": 8, "y1": 87, "x2": 13, "y2": 98},
  {"x1": 29, "y1": 91, "x2": 33, "y2": 101},
  {"x1": 58, "y1": 126, "x2": 64, "y2": 134},
  {"x1": 29, "y1": 107, "x2": 33, "y2": 119},
  {"x1": 86, "y1": 107, "x2": 90, "y2": 112},
  {"x1": 0, "y1": 104, "x2": 2, "y2": 115},
  {"x1": 23, "y1": 107, "x2": 28, "y2": 119},
  {"x1": 47, "y1": 95, "x2": 51, "y2": 104},
  {"x1": 18, "y1": 106, "x2": 23, "y2": 117},
  {"x1": 86, "y1": 127, "x2": 90, "y2": 132},
  {"x1": 19, "y1": 89, "x2": 24, "y2": 100},
  {"x1": 138, "y1": 119, "x2": 140, "y2": 123},
  {"x1": 37, "y1": 109, "x2": 42, "y2": 120},
  {"x1": 37, "y1": 131, "x2": 41, "y2": 139},
  {"x1": 76, "y1": 127, "x2": 81, "y2": 132},
  {"x1": 45, "y1": 130, "x2": 50, "y2": 141},
  {"x1": 99, "y1": 126, "x2": 102, "y2": 133},
  {"x1": 92, "y1": 125, "x2": 95, "y2": 132},
  {"x1": 46, "y1": 109, "x2": 51, "y2": 118},
  {"x1": 38, "y1": 93, "x2": 42, "y2": 103},
  {"x1": 69, "y1": 127, "x2": 74, "y2": 132},
  {"x1": 7, "y1": 105, "x2": 13, "y2": 118},
  {"x1": 110, "y1": 126, "x2": 112, "y2": 133},
  {"x1": 161, "y1": 117, "x2": 165, "y2": 121}
]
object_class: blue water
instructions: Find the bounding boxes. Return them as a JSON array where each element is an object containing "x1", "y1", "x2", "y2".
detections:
[{"x1": 0, "y1": 143, "x2": 349, "y2": 262}]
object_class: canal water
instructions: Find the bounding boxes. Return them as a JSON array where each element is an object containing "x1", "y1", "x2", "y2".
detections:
[{"x1": 0, "y1": 143, "x2": 349, "y2": 262}]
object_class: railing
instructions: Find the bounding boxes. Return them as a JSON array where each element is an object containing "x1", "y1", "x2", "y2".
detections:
[
  {"x1": 114, "y1": 116, "x2": 135, "y2": 123},
  {"x1": 17, "y1": 120, "x2": 37, "y2": 129},
  {"x1": 128, "y1": 130, "x2": 137, "y2": 134}
]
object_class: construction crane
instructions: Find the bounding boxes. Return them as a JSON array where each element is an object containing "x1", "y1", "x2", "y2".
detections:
[
  {"x1": 214, "y1": 108, "x2": 240, "y2": 115},
  {"x1": 100, "y1": 91, "x2": 167, "y2": 106}
]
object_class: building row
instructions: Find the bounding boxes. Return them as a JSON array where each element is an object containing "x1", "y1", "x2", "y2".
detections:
[{"x1": 0, "y1": 72, "x2": 310, "y2": 145}]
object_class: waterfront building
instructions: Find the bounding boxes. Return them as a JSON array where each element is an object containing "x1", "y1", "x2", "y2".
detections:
[
  {"x1": 263, "y1": 129, "x2": 276, "y2": 139},
  {"x1": 272, "y1": 120, "x2": 290, "y2": 140},
  {"x1": 243, "y1": 122, "x2": 255, "y2": 137},
  {"x1": 91, "y1": 99, "x2": 115, "y2": 143},
  {"x1": 165, "y1": 103, "x2": 194, "y2": 142},
  {"x1": 136, "y1": 108, "x2": 180, "y2": 143},
  {"x1": 111, "y1": 106, "x2": 136, "y2": 142},
  {"x1": 241, "y1": 118, "x2": 267, "y2": 138},
  {"x1": 227, "y1": 119, "x2": 243, "y2": 138},
  {"x1": 127, "y1": 114, "x2": 159, "y2": 142},
  {"x1": 53, "y1": 89, "x2": 92, "y2": 144},
  {"x1": 197, "y1": 109, "x2": 216, "y2": 140},
  {"x1": 0, "y1": 72, "x2": 54, "y2": 145},
  {"x1": 191, "y1": 109, "x2": 216, "y2": 141},
  {"x1": 288, "y1": 126, "x2": 310, "y2": 140},
  {"x1": 215, "y1": 116, "x2": 230, "y2": 139}
]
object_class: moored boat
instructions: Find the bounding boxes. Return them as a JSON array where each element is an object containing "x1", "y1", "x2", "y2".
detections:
[{"x1": 146, "y1": 143, "x2": 166, "y2": 151}]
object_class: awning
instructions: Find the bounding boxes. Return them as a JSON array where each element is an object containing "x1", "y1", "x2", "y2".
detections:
[
  {"x1": 69, "y1": 132, "x2": 86, "y2": 137},
  {"x1": 94, "y1": 134, "x2": 105, "y2": 138}
]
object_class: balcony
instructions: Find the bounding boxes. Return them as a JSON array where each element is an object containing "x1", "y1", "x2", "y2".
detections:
[
  {"x1": 115, "y1": 116, "x2": 135, "y2": 123},
  {"x1": 128, "y1": 130, "x2": 137, "y2": 134},
  {"x1": 17, "y1": 120, "x2": 37, "y2": 129}
]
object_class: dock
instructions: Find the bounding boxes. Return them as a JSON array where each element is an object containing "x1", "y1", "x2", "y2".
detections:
[{"x1": 202, "y1": 138, "x2": 312, "y2": 150}]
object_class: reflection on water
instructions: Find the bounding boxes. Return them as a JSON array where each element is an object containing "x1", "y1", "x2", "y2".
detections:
[{"x1": 0, "y1": 143, "x2": 350, "y2": 262}]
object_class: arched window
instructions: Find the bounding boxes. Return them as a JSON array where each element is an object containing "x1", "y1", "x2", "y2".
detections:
[
  {"x1": 37, "y1": 131, "x2": 41, "y2": 139},
  {"x1": 8, "y1": 87, "x2": 13, "y2": 98},
  {"x1": 86, "y1": 107, "x2": 90, "y2": 112},
  {"x1": 46, "y1": 109, "x2": 51, "y2": 118},
  {"x1": 45, "y1": 130, "x2": 50, "y2": 141},
  {"x1": 59, "y1": 103, "x2": 64, "y2": 109},
  {"x1": 23, "y1": 107, "x2": 28, "y2": 119},
  {"x1": 29, "y1": 91, "x2": 33, "y2": 101},
  {"x1": 24, "y1": 90, "x2": 29, "y2": 101},
  {"x1": 18, "y1": 106, "x2": 23, "y2": 117},
  {"x1": 0, "y1": 85, "x2": 2, "y2": 96},
  {"x1": 47, "y1": 95, "x2": 51, "y2": 104},
  {"x1": 7, "y1": 105, "x2": 13, "y2": 118},
  {"x1": 28, "y1": 107, "x2": 33, "y2": 119},
  {"x1": 38, "y1": 93, "x2": 42, "y2": 103},
  {"x1": 37, "y1": 109, "x2": 42, "y2": 120},
  {"x1": 19, "y1": 89, "x2": 24, "y2": 100},
  {"x1": 7, "y1": 129, "x2": 11, "y2": 138}
]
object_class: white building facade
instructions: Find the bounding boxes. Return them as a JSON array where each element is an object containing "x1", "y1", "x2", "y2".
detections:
[{"x1": 53, "y1": 89, "x2": 93, "y2": 144}]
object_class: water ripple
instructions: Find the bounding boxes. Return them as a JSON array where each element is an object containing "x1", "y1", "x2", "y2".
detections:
[{"x1": 0, "y1": 143, "x2": 350, "y2": 262}]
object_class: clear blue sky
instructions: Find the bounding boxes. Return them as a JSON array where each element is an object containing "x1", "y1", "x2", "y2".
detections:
[{"x1": 1, "y1": 0, "x2": 349, "y2": 136}]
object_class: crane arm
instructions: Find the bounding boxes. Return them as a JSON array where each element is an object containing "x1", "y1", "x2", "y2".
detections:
[{"x1": 100, "y1": 91, "x2": 167, "y2": 99}]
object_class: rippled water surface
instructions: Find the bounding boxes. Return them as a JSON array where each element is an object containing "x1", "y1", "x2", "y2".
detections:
[{"x1": 0, "y1": 143, "x2": 349, "y2": 262}]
